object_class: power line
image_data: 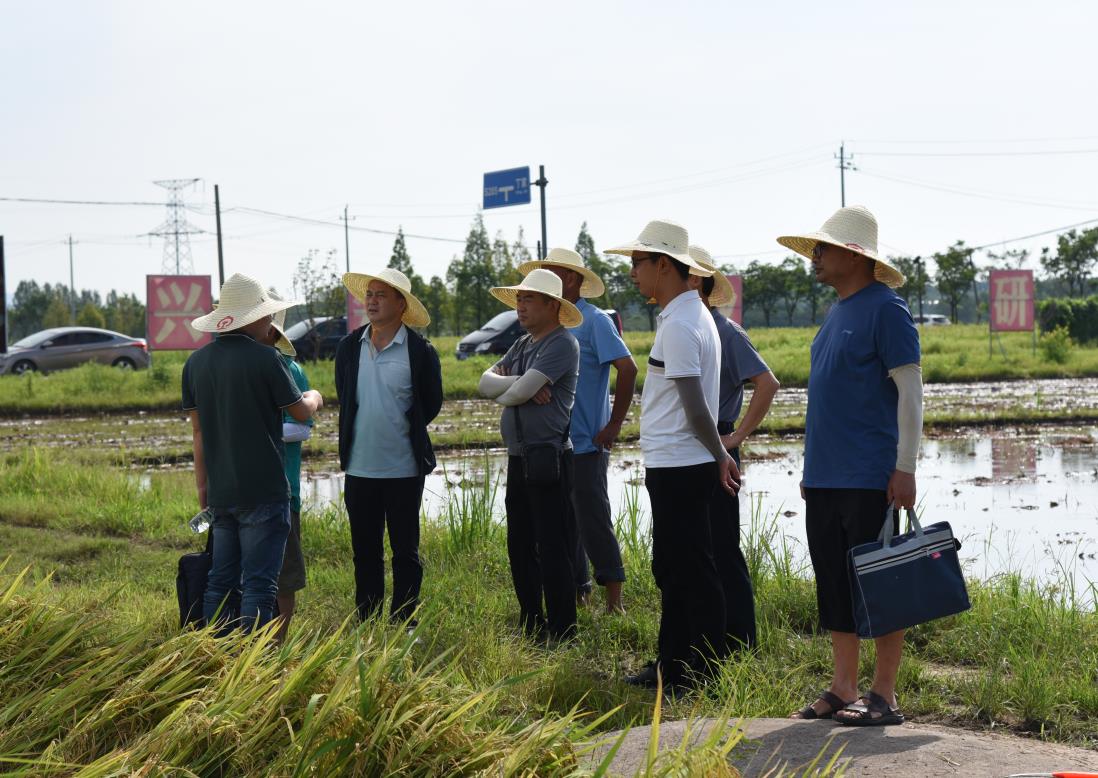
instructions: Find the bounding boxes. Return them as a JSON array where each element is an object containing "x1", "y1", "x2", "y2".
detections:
[
  {"x1": 856, "y1": 167, "x2": 1098, "y2": 212},
  {"x1": 0, "y1": 196, "x2": 166, "y2": 206},
  {"x1": 856, "y1": 148, "x2": 1098, "y2": 158},
  {"x1": 228, "y1": 207, "x2": 467, "y2": 244}
]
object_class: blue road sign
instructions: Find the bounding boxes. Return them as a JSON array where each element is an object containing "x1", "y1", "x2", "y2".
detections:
[{"x1": 483, "y1": 167, "x2": 531, "y2": 209}]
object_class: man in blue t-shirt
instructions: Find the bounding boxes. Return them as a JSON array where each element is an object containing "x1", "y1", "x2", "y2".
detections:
[
  {"x1": 519, "y1": 248, "x2": 638, "y2": 614},
  {"x1": 778, "y1": 206, "x2": 923, "y2": 727}
]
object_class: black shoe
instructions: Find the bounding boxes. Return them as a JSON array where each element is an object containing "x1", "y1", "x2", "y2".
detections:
[{"x1": 624, "y1": 662, "x2": 662, "y2": 689}]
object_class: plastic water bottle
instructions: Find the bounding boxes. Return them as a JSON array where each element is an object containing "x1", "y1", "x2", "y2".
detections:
[{"x1": 189, "y1": 509, "x2": 212, "y2": 534}]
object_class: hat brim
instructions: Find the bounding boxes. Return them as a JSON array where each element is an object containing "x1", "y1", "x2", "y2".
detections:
[
  {"x1": 776, "y1": 233, "x2": 905, "y2": 289},
  {"x1": 692, "y1": 269, "x2": 736, "y2": 308},
  {"x1": 343, "y1": 272, "x2": 431, "y2": 328},
  {"x1": 516, "y1": 260, "x2": 606, "y2": 299},
  {"x1": 191, "y1": 298, "x2": 298, "y2": 333},
  {"x1": 271, "y1": 322, "x2": 296, "y2": 357},
  {"x1": 488, "y1": 285, "x2": 583, "y2": 328},
  {"x1": 605, "y1": 241, "x2": 714, "y2": 275}
]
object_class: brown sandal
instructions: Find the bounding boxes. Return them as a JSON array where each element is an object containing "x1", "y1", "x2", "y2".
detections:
[
  {"x1": 834, "y1": 691, "x2": 905, "y2": 727},
  {"x1": 790, "y1": 690, "x2": 853, "y2": 720}
]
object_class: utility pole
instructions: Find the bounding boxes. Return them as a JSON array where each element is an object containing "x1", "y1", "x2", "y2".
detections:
[
  {"x1": 836, "y1": 142, "x2": 856, "y2": 207},
  {"x1": 914, "y1": 256, "x2": 925, "y2": 322},
  {"x1": 342, "y1": 205, "x2": 351, "y2": 272},
  {"x1": 68, "y1": 235, "x2": 77, "y2": 323},
  {"x1": 214, "y1": 184, "x2": 225, "y2": 288},
  {"x1": 0, "y1": 235, "x2": 6, "y2": 354},
  {"x1": 535, "y1": 165, "x2": 548, "y2": 259}
]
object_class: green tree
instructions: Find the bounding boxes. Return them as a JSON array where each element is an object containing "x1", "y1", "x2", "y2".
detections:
[
  {"x1": 103, "y1": 291, "x2": 146, "y2": 337},
  {"x1": 388, "y1": 227, "x2": 413, "y2": 275},
  {"x1": 42, "y1": 296, "x2": 71, "y2": 329},
  {"x1": 492, "y1": 231, "x2": 521, "y2": 287},
  {"x1": 1039, "y1": 227, "x2": 1098, "y2": 297},
  {"x1": 422, "y1": 275, "x2": 451, "y2": 336},
  {"x1": 291, "y1": 248, "x2": 344, "y2": 326},
  {"x1": 891, "y1": 256, "x2": 930, "y2": 311},
  {"x1": 76, "y1": 302, "x2": 106, "y2": 329},
  {"x1": 9, "y1": 281, "x2": 54, "y2": 339},
  {"x1": 934, "y1": 241, "x2": 977, "y2": 323},
  {"x1": 511, "y1": 226, "x2": 533, "y2": 268},
  {"x1": 742, "y1": 260, "x2": 786, "y2": 326},
  {"x1": 776, "y1": 256, "x2": 809, "y2": 325},
  {"x1": 446, "y1": 213, "x2": 499, "y2": 331}
]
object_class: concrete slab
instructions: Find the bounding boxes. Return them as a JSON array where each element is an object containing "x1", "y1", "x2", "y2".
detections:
[{"x1": 586, "y1": 717, "x2": 1098, "y2": 777}]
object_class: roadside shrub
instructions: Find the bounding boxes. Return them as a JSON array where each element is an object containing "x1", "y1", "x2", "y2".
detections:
[
  {"x1": 1039, "y1": 295, "x2": 1098, "y2": 343},
  {"x1": 1039, "y1": 326, "x2": 1073, "y2": 364}
]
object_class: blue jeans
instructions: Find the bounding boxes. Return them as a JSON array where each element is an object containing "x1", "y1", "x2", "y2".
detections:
[{"x1": 203, "y1": 501, "x2": 291, "y2": 631}]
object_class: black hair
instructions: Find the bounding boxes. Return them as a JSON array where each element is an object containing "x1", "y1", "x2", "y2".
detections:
[
  {"x1": 663, "y1": 254, "x2": 690, "y2": 280},
  {"x1": 701, "y1": 275, "x2": 716, "y2": 296}
]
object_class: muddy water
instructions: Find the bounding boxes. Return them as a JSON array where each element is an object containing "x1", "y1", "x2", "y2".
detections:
[{"x1": 303, "y1": 425, "x2": 1098, "y2": 587}]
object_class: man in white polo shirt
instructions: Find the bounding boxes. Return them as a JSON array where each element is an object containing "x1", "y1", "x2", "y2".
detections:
[{"x1": 608, "y1": 219, "x2": 740, "y2": 693}]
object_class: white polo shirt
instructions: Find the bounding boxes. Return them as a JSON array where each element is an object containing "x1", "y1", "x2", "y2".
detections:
[{"x1": 640, "y1": 289, "x2": 721, "y2": 468}]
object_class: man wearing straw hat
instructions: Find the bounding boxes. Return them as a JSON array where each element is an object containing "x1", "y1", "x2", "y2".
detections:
[
  {"x1": 259, "y1": 291, "x2": 313, "y2": 643},
  {"x1": 518, "y1": 248, "x2": 637, "y2": 615},
  {"x1": 478, "y1": 268, "x2": 582, "y2": 643},
  {"x1": 608, "y1": 219, "x2": 739, "y2": 692},
  {"x1": 778, "y1": 206, "x2": 922, "y2": 726},
  {"x1": 184, "y1": 273, "x2": 324, "y2": 632},
  {"x1": 336, "y1": 268, "x2": 442, "y2": 627},
  {"x1": 688, "y1": 246, "x2": 780, "y2": 653}
]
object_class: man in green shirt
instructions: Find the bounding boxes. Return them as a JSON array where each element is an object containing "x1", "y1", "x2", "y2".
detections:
[
  {"x1": 262, "y1": 297, "x2": 313, "y2": 642},
  {"x1": 184, "y1": 274, "x2": 323, "y2": 632}
]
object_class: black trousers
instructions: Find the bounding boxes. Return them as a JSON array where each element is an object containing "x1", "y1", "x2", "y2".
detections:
[
  {"x1": 708, "y1": 447, "x2": 757, "y2": 651},
  {"x1": 504, "y1": 452, "x2": 577, "y2": 640},
  {"x1": 647, "y1": 462, "x2": 727, "y2": 682},
  {"x1": 344, "y1": 474, "x2": 425, "y2": 623}
]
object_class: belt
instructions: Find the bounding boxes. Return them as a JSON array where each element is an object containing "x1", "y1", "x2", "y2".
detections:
[{"x1": 717, "y1": 421, "x2": 735, "y2": 435}]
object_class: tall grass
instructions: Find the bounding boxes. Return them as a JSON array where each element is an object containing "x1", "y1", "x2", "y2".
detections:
[{"x1": 438, "y1": 455, "x2": 503, "y2": 553}]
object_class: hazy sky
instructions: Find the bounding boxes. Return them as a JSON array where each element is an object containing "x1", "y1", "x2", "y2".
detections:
[{"x1": 3, "y1": 0, "x2": 1097, "y2": 302}]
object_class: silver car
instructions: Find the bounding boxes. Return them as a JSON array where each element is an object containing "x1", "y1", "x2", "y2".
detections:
[{"x1": 0, "y1": 327, "x2": 151, "y2": 375}]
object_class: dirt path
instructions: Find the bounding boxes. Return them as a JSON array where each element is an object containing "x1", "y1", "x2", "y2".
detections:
[{"x1": 586, "y1": 717, "x2": 1098, "y2": 777}]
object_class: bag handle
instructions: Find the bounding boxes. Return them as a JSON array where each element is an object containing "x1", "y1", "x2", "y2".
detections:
[{"x1": 877, "y1": 503, "x2": 924, "y2": 547}]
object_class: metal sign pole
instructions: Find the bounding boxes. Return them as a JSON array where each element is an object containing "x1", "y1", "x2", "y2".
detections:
[
  {"x1": 536, "y1": 165, "x2": 548, "y2": 259},
  {"x1": 214, "y1": 185, "x2": 225, "y2": 289}
]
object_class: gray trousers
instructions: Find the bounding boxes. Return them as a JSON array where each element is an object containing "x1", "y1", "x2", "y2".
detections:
[{"x1": 571, "y1": 450, "x2": 626, "y2": 588}]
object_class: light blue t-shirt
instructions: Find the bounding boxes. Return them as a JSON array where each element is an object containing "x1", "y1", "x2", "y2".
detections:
[
  {"x1": 711, "y1": 309, "x2": 769, "y2": 425},
  {"x1": 803, "y1": 282, "x2": 920, "y2": 491},
  {"x1": 347, "y1": 325, "x2": 418, "y2": 479},
  {"x1": 567, "y1": 298, "x2": 631, "y2": 454}
]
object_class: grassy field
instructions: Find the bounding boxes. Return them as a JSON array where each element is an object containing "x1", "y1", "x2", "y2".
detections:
[
  {"x1": 1, "y1": 448, "x2": 1096, "y2": 774},
  {"x1": 1, "y1": 325, "x2": 1096, "y2": 415}
]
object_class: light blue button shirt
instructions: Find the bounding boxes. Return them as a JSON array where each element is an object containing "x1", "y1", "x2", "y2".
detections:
[{"x1": 346, "y1": 324, "x2": 418, "y2": 479}]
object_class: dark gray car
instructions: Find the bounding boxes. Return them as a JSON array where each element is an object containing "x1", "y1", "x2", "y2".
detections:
[{"x1": 0, "y1": 327, "x2": 151, "y2": 375}]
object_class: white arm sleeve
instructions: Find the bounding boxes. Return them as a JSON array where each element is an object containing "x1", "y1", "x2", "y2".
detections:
[
  {"x1": 889, "y1": 363, "x2": 923, "y2": 473},
  {"x1": 496, "y1": 370, "x2": 550, "y2": 407},
  {"x1": 478, "y1": 369, "x2": 518, "y2": 399}
]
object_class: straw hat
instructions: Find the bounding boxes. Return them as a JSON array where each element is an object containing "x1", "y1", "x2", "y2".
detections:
[
  {"x1": 517, "y1": 248, "x2": 606, "y2": 299},
  {"x1": 687, "y1": 246, "x2": 737, "y2": 309},
  {"x1": 192, "y1": 273, "x2": 299, "y2": 333},
  {"x1": 267, "y1": 289, "x2": 296, "y2": 357},
  {"x1": 606, "y1": 219, "x2": 714, "y2": 275},
  {"x1": 776, "y1": 205, "x2": 905, "y2": 288},
  {"x1": 490, "y1": 269, "x2": 583, "y2": 328},
  {"x1": 342, "y1": 267, "x2": 431, "y2": 328}
]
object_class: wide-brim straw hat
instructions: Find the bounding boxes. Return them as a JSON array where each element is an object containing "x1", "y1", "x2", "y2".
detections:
[
  {"x1": 267, "y1": 289, "x2": 296, "y2": 357},
  {"x1": 490, "y1": 268, "x2": 583, "y2": 328},
  {"x1": 687, "y1": 246, "x2": 737, "y2": 309},
  {"x1": 517, "y1": 247, "x2": 606, "y2": 299},
  {"x1": 606, "y1": 219, "x2": 714, "y2": 275},
  {"x1": 192, "y1": 273, "x2": 299, "y2": 333},
  {"x1": 776, "y1": 205, "x2": 905, "y2": 288},
  {"x1": 343, "y1": 267, "x2": 431, "y2": 328}
]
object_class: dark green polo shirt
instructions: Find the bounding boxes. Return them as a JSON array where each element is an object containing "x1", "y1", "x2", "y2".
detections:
[{"x1": 182, "y1": 333, "x2": 303, "y2": 508}]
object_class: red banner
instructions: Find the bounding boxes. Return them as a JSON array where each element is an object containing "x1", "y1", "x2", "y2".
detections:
[
  {"x1": 146, "y1": 275, "x2": 212, "y2": 351},
  {"x1": 989, "y1": 270, "x2": 1034, "y2": 332},
  {"x1": 727, "y1": 274, "x2": 743, "y2": 325},
  {"x1": 347, "y1": 291, "x2": 368, "y2": 332}
]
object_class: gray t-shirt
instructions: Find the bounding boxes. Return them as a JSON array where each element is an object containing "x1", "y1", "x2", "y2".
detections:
[
  {"x1": 496, "y1": 327, "x2": 580, "y2": 456},
  {"x1": 712, "y1": 308, "x2": 770, "y2": 424}
]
